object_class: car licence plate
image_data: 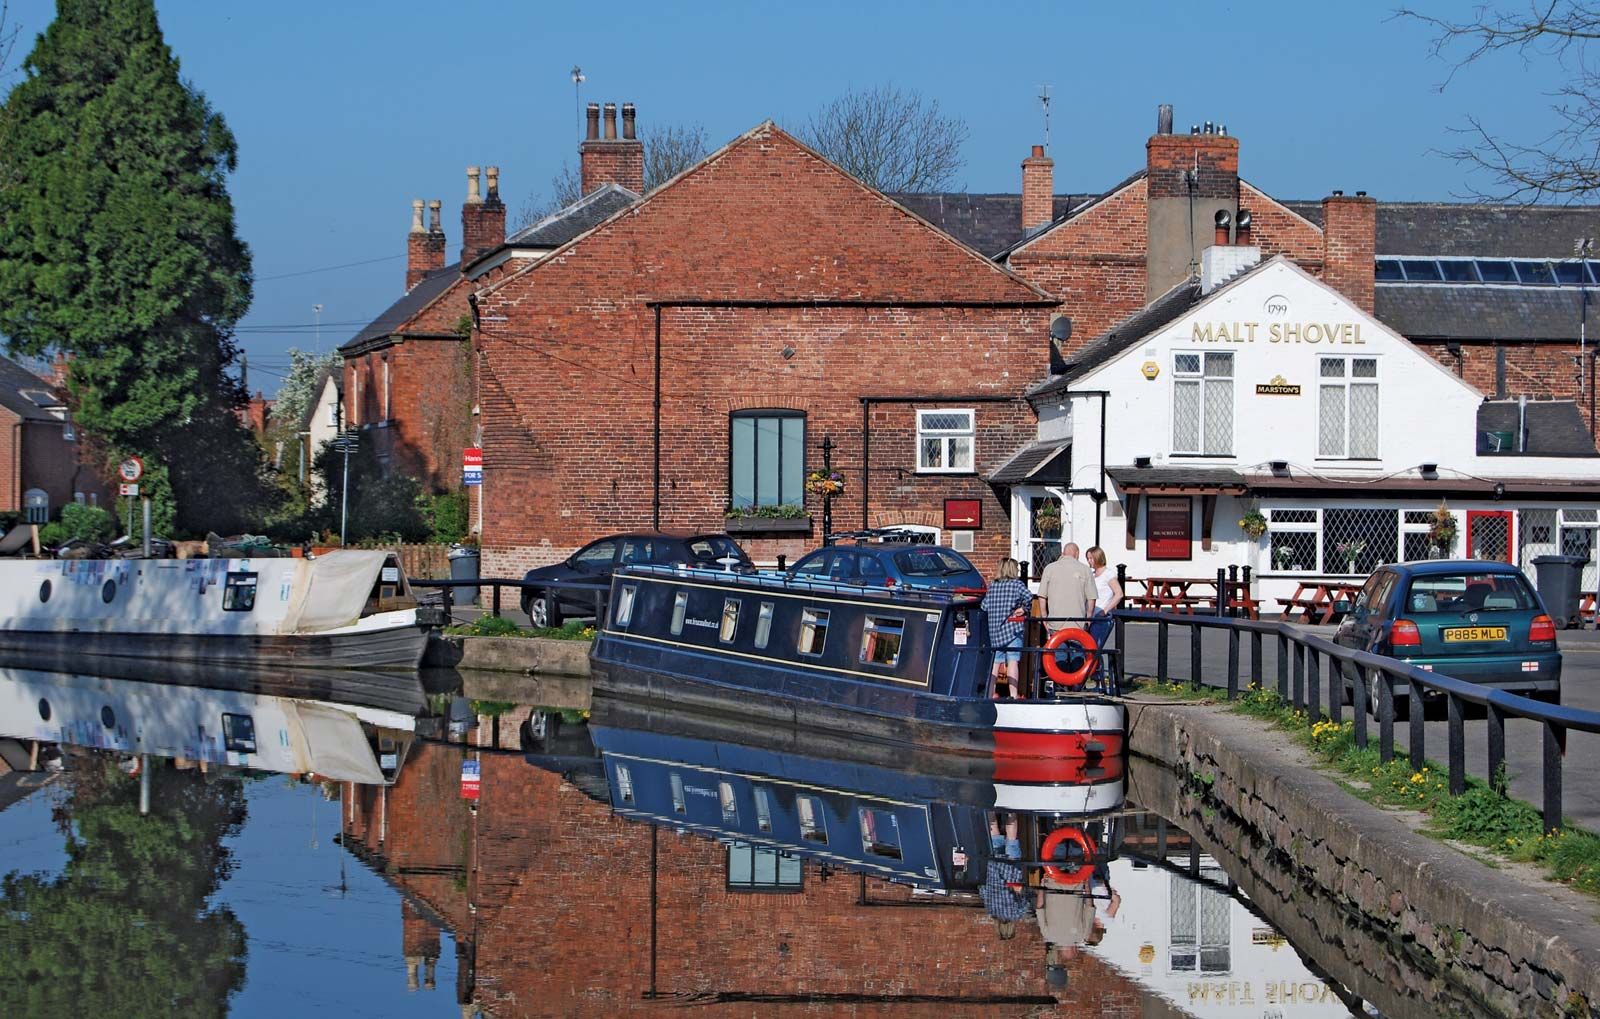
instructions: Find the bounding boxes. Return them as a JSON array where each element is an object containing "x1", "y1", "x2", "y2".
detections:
[{"x1": 1442, "y1": 626, "x2": 1508, "y2": 642}]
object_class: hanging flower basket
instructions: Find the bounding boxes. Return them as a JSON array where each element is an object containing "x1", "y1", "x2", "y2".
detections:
[
  {"x1": 1239, "y1": 508, "x2": 1268, "y2": 540},
  {"x1": 1033, "y1": 502, "x2": 1062, "y2": 536},
  {"x1": 1429, "y1": 502, "x2": 1457, "y2": 556},
  {"x1": 806, "y1": 470, "x2": 845, "y2": 497}
]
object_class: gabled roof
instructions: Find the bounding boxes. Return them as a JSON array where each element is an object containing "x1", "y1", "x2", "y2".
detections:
[
  {"x1": 1027, "y1": 276, "x2": 1205, "y2": 398},
  {"x1": 0, "y1": 354, "x2": 63, "y2": 421},
  {"x1": 994, "y1": 170, "x2": 1149, "y2": 260},
  {"x1": 1477, "y1": 400, "x2": 1598, "y2": 456},
  {"x1": 1375, "y1": 285, "x2": 1588, "y2": 341},
  {"x1": 339, "y1": 263, "x2": 461, "y2": 353},
  {"x1": 504, "y1": 183, "x2": 639, "y2": 249}
]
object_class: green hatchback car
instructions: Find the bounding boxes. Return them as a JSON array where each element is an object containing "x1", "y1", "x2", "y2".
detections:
[{"x1": 1333, "y1": 560, "x2": 1562, "y2": 708}]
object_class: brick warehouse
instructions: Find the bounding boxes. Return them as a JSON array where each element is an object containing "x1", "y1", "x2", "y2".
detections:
[{"x1": 472, "y1": 121, "x2": 1060, "y2": 576}]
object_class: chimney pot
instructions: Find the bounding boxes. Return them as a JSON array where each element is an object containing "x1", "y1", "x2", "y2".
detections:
[
  {"x1": 1356, "y1": 189, "x2": 1367, "y2": 197},
  {"x1": 1190, "y1": 124, "x2": 1200, "y2": 135},
  {"x1": 486, "y1": 165, "x2": 500, "y2": 202},
  {"x1": 1332, "y1": 189, "x2": 1344, "y2": 197},
  {"x1": 1203, "y1": 120, "x2": 1213, "y2": 134},
  {"x1": 603, "y1": 102, "x2": 618, "y2": 140},
  {"x1": 621, "y1": 102, "x2": 637, "y2": 140},
  {"x1": 585, "y1": 102, "x2": 600, "y2": 140},
  {"x1": 1157, "y1": 103, "x2": 1173, "y2": 135},
  {"x1": 410, "y1": 199, "x2": 425, "y2": 234},
  {"x1": 1031, "y1": 144, "x2": 1045, "y2": 158},
  {"x1": 1219, "y1": 124, "x2": 1227, "y2": 137},
  {"x1": 428, "y1": 200, "x2": 442, "y2": 233},
  {"x1": 466, "y1": 166, "x2": 482, "y2": 205}
]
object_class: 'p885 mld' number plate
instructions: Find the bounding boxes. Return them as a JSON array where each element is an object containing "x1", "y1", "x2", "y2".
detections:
[{"x1": 1442, "y1": 626, "x2": 1508, "y2": 642}]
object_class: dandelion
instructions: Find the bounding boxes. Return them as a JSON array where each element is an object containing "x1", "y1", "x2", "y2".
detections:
[{"x1": 1410, "y1": 773, "x2": 1425, "y2": 784}]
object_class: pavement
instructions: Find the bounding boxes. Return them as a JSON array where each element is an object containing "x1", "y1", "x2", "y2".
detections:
[{"x1": 1118, "y1": 619, "x2": 1600, "y2": 831}]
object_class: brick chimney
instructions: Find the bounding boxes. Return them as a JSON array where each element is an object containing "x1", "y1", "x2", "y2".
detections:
[
  {"x1": 1021, "y1": 144, "x2": 1054, "y2": 234},
  {"x1": 1321, "y1": 191, "x2": 1377, "y2": 314},
  {"x1": 48, "y1": 353, "x2": 70, "y2": 391},
  {"x1": 580, "y1": 101, "x2": 645, "y2": 195},
  {"x1": 461, "y1": 165, "x2": 507, "y2": 265},
  {"x1": 406, "y1": 199, "x2": 447, "y2": 291},
  {"x1": 1145, "y1": 108, "x2": 1240, "y2": 298}
]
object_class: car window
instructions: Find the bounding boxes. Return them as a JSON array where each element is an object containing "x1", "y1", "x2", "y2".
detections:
[
  {"x1": 1404, "y1": 572, "x2": 1536, "y2": 614},
  {"x1": 858, "y1": 555, "x2": 887, "y2": 582},
  {"x1": 619, "y1": 539, "x2": 655, "y2": 565},
  {"x1": 892, "y1": 548, "x2": 973, "y2": 576},
  {"x1": 793, "y1": 551, "x2": 831, "y2": 576},
  {"x1": 572, "y1": 540, "x2": 618, "y2": 569},
  {"x1": 687, "y1": 536, "x2": 750, "y2": 568},
  {"x1": 1372, "y1": 573, "x2": 1399, "y2": 615},
  {"x1": 828, "y1": 553, "x2": 860, "y2": 582},
  {"x1": 1352, "y1": 572, "x2": 1394, "y2": 615}
]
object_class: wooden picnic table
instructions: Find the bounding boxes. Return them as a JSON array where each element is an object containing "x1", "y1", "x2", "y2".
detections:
[
  {"x1": 1125, "y1": 577, "x2": 1260, "y2": 619},
  {"x1": 1275, "y1": 582, "x2": 1362, "y2": 625}
]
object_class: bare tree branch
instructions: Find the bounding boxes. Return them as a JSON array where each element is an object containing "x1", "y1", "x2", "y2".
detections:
[
  {"x1": 1398, "y1": 1, "x2": 1600, "y2": 200},
  {"x1": 796, "y1": 84, "x2": 968, "y2": 193}
]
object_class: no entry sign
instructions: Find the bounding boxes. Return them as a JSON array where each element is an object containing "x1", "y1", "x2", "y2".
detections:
[{"x1": 118, "y1": 456, "x2": 144, "y2": 483}]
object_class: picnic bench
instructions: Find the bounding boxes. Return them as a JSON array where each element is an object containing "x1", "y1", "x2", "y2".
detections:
[
  {"x1": 1122, "y1": 576, "x2": 1260, "y2": 619},
  {"x1": 1275, "y1": 581, "x2": 1362, "y2": 625}
]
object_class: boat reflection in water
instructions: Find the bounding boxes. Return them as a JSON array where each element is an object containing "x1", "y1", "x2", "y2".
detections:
[{"x1": 0, "y1": 657, "x2": 424, "y2": 784}]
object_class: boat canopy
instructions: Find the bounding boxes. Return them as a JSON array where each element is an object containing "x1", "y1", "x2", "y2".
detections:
[
  {"x1": 278, "y1": 550, "x2": 390, "y2": 634},
  {"x1": 286, "y1": 701, "x2": 386, "y2": 784}
]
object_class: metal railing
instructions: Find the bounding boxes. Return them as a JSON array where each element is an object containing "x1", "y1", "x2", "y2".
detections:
[
  {"x1": 1114, "y1": 608, "x2": 1600, "y2": 834},
  {"x1": 411, "y1": 577, "x2": 610, "y2": 625}
]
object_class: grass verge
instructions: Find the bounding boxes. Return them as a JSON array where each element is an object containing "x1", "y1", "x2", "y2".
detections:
[
  {"x1": 444, "y1": 616, "x2": 596, "y2": 640},
  {"x1": 1134, "y1": 677, "x2": 1600, "y2": 900}
]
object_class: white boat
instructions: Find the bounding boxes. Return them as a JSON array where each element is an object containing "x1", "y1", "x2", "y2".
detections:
[
  {"x1": 0, "y1": 665, "x2": 420, "y2": 784},
  {"x1": 0, "y1": 550, "x2": 433, "y2": 670}
]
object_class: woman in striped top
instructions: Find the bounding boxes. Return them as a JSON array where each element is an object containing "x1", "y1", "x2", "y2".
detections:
[{"x1": 981, "y1": 557, "x2": 1034, "y2": 698}]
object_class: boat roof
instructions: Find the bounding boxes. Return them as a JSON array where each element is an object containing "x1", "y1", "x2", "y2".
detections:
[{"x1": 617, "y1": 563, "x2": 977, "y2": 606}]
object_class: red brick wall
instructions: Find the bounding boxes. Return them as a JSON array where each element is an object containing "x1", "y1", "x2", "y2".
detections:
[
  {"x1": 475, "y1": 124, "x2": 1054, "y2": 576},
  {"x1": 1322, "y1": 195, "x2": 1376, "y2": 315},
  {"x1": 0, "y1": 413, "x2": 107, "y2": 513},
  {"x1": 1239, "y1": 181, "x2": 1323, "y2": 268},
  {"x1": 1146, "y1": 133, "x2": 1238, "y2": 200},
  {"x1": 1021, "y1": 147, "x2": 1054, "y2": 233},
  {"x1": 407, "y1": 227, "x2": 445, "y2": 291},
  {"x1": 581, "y1": 138, "x2": 644, "y2": 194},
  {"x1": 1415, "y1": 340, "x2": 1596, "y2": 429}
]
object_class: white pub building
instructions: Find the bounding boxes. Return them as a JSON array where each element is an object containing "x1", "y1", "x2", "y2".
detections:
[{"x1": 1005, "y1": 249, "x2": 1600, "y2": 610}]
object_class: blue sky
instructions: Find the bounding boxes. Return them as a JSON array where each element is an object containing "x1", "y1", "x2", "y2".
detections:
[{"x1": 4, "y1": 0, "x2": 1574, "y2": 395}]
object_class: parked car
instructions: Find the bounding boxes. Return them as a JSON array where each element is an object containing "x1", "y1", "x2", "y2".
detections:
[
  {"x1": 520, "y1": 532, "x2": 753, "y2": 627},
  {"x1": 1333, "y1": 560, "x2": 1561, "y2": 709},
  {"x1": 786, "y1": 533, "x2": 986, "y2": 594}
]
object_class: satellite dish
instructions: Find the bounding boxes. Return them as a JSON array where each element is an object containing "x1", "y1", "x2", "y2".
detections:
[{"x1": 1049, "y1": 317, "x2": 1073, "y2": 343}]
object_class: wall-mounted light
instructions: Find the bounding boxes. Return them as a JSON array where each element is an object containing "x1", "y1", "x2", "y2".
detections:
[
  {"x1": 1270, "y1": 460, "x2": 1289, "y2": 476},
  {"x1": 1134, "y1": 455, "x2": 1153, "y2": 469},
  {"x1": 1420, "y1": 462, "x2": 1439, "y2": 478},
  {"x1": 1493, "y1": 482, "x2": 1506, "y2": 501}
]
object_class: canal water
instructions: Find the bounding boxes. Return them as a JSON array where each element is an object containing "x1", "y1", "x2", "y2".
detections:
[{"x1": 0, "y1": 664, "x2": 1390, "y2": 1018}]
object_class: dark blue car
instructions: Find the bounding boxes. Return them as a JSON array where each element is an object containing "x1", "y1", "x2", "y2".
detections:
[
  {"x1": 787, "y1": 533, "x2": 986, "y2": 595},
  {"x1": 1333, "y1": 559, "x2": 1561, "y2": 707}
]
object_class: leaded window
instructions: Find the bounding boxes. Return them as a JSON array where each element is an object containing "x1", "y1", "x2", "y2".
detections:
[
  {"x1": 917, "y1": 409, "x2": 975, "y2": 472},
  {"x1": 1172, "y1": 352, "x2": 1233, "y2": 455},
  {"x1": 1318, "y1": 356, "x2": 1379, "y2": 458}
]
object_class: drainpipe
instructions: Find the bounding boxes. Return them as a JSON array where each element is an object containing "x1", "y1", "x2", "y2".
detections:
[
  {"x1": 1519, "y1": 394, "x2": 1528, "y2": 453},
  {"x1": 653, "y1": 306, "x2": 662, "y2": 531}
]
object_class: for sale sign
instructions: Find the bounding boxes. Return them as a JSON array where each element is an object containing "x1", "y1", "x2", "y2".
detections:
[
  {"x1": 460, "y1": 759, "x2": 481, "y2": 800},
  {"x1": 463, "y1": 447, "x2": 483, "y2": 487}
]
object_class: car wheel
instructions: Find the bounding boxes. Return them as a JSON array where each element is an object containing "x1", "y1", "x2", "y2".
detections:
[{"x1": 529, "y1": 592, "x2": 560, "y2": 629}]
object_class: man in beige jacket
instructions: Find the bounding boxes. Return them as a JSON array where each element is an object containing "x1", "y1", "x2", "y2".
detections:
[{"x1": 1038, "y1": 543, "x2": 1096, "y2": 631}]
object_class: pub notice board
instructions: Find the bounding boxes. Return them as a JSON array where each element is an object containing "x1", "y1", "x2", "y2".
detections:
[{"x1": 1147, "y1": 496, "x2": 1193, "y2": 561}]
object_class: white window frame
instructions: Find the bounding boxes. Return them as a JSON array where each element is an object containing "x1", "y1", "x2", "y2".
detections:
[
  {"x1": 916, "y1": 409, "x2": 975, "y2": 473},
  {"x1": 1171, "y1": 351, "x2": 1234, "y2": 456},
  {"x1": 1317, "y1": 355, "x2": 1380, "y2": 459}
]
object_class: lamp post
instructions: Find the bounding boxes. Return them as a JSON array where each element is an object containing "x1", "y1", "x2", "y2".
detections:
[
  {"x1": 821, "y1": 435, "x2": 835, "y2": 546},
  {"x1": 332, "y1": 428, "x2": 360, "y2": 545}
]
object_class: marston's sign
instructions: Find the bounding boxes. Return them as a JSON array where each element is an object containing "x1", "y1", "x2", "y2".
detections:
[
  {"x1": 1191, "y1": 321, "x2": 1367, "y2": 345},
  {"x1": 1255, "y1": 375, "x2": 1302, "y2": 396}
]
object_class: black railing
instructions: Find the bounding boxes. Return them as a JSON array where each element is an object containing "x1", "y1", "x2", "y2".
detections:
[
  {"x1": 411, "y1": 577, "x2": 610, "y2": 626},
  {"x1": 1115, "y1": 608, "x2": 1600, "y2": 834}
]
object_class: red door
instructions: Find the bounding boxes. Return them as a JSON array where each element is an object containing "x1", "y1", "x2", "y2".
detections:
[{"x1": 1466, "y1": 510, "x2": 1514, "y2": 562}]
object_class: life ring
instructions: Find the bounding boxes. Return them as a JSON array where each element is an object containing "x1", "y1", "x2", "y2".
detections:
[
  {"x1": 1040, "y1": 826, "x2": 1095, "y2": 885},
  {"x1": 1042, "y1": 627, "x2": 1098, "y2": 687}
]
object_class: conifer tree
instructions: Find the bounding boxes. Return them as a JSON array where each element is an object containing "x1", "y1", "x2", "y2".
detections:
[{"x1": 0, "y1": 0, "x2": 273, "y2": 533}]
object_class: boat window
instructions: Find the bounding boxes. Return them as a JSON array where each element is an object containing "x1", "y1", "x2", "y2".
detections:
[
  {"x1": 754, "y1": 602, "x2": 775, "y2": 649},
  {"x1": 614, "y1": 585, "x2": 637, "y2": 627},
  {"x1": 223, "y1": 572, "x2": 258, "y2": 612},
  {"x1": 860, "y1": 616, "x2": 906, "y2": 667},
  {"x1": 859, "y1": 807, "x2": 904, "y2": 860},
  {"x1": 38, "y1": 580, "x2": 50, "y2": 604},
  {"x1": 754, "y1": 787, "x2": 773, "y2": 832},
  {"x1": 221, "y1": 713, "x2": 257, "y2": 754},
  {"x1": 616, "y1": 765, "x2": 635, "y2": 804},
  {"x1": 798, "y1": 608, "x2": 830, "y2": 656},
  {"x1": 37, "y1": 698, "x2": 50, "y2": 722},
  {"x1": 670, "y1": 773, "x2": 687, "y2": 814},
  {"x1": 719, "y1": 598, "x2": 740, "y2": 643},
  {"x1": 101, "y1": 579, "x2": 116, "y2": 604},
  {"x1": 100, "y1": 706, "x2": 115, "y2": 730},
  {"x1": 670, "y1": 591, "x2": 688, "y2": 635},
  {"x1": 797, "y1": 796, "x2": 827, "y2": 843},
  {"x1": 719, "y1": 781, "x2": 738, "y2": 823}
]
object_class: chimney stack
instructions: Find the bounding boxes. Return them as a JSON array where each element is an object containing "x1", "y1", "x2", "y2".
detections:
[
  {"x1": 1145, "y1": 104, "x2": 1240, "y2": 297},
  {"x1": 1021, "y1": 144, "x2": 1054, "y2": 234},
  {"x1": 580, "y1": 100, "x2": 645, "y2": 196},
  {"x1": 49, "y1": 352, "x2": 70, "y2": 390},
  {"x1": 461, "y1": 165, "x2": 506, "y2": 265},
  {"x1": 1322, "y1": 191, "x2": 1377, "y2": 314},
  {"x1": 407, "y1": 198, "x2": 446, "y2": 291}
]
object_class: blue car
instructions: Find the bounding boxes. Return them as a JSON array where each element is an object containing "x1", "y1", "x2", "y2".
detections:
[
  {"x1": 787, "y1": 531, "x2": 986, "y2": 595},
  {"x1": 1333, "y1": 559, "x2": 1561, "y2": 708}
]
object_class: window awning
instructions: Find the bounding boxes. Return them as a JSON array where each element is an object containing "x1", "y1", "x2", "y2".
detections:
[
  {"x1": 1106, "y1": 465, "x2": 1248, "y2": 495},
  {"x1": 988, "y1": 441, "x2": 1071, "y2": 485}
]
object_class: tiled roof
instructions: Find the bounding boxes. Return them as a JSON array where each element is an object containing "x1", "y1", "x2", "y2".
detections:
[
  {"x1": 1477, "y1": 399, "x2": 1598, "y2": 456},
  {"x1": 1374, "y1": 284, "x2": 1588, "y2": 341},
  {"x1": 987, "y1": 440, "x2": 1070, "y2": 484},
  {"x1": 887, "y1": 192, "x2": 1092, "y2": 257},
  {"x1": 504, "y1": 184, "x2": 639, "y2": 249},
  {"x1": 339, "y1": 263, "x2": 461, "y2": 353},
  {"x1": 1106, "y1": 465, "x2": 1249, "y2": 490},
  {"x1": 0, "y1": 354, "x2": 62, "y2": 421},
  {"x1": 1282, "y1": 200, "x2": 1600, "y2": 258},
  {"x1": 1027, "y1": 277, "x2": 1205, "y2": 397}
]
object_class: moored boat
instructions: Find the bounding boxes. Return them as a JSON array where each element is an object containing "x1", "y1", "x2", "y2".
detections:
[
  {"x1": 590, "y1": 563, "x2": 1125, "y2": 761},
  {"x1": 0, "y1": 550, "x2": 436, "y2": 670}
]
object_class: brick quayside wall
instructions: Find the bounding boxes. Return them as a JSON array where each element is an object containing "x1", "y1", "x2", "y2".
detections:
[{"x1": 344, "y1": 739, "x2": 1147, "y2": 1017}]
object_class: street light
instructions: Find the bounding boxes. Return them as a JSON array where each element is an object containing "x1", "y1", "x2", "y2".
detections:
[{"x1": 313, "y1": 303, "x2": 324, "y2": 355}]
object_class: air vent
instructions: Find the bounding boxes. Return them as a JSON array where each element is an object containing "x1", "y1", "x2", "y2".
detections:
[{"x1": 950, "y1": 531, "x2": 975, "y2": 553}]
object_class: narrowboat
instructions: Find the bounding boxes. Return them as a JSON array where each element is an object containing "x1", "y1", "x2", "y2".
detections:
[
  {"x1": 0, "y1": 550, "x2": 437, "y2": 670},
  {"x1": 590, "y1": 564, "x2": 1125, "y2": 761},
  {"x1": 0, "y1": 663, "x2": 422, "y2": 784},
  {"x1": 525, "y1": 698, "x2": 1125, "y2": 892}
]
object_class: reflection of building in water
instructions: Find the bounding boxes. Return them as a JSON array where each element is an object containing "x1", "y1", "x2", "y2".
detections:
[
  {"x1": 1085, "y1": 825, "x2": 1350, "y2": 1018},
  {"x1": 342, "y1": 738, "x2": 1156, "y2": 1017}
]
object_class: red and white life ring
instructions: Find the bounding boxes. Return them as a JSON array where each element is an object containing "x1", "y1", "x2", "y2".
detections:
[
  {"x1": 1042, "y1": 627, "x2": 1098, "y2": 688},
  {"x1": 1040, "y1": 825, "x2": 1095, "y2": 885}
]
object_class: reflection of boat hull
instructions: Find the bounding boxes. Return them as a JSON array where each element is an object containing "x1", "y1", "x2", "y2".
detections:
[
  {"x1": 0, "y1": 621, "x2": 430, "y2": 671},
  {"x1": 591, "y1": 658, "x2": 1125, "y2": 761}
]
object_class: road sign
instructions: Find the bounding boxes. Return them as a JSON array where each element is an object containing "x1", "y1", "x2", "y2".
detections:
[
  {"x1": 117, "y1": 456, "x2": 144, "y2": 483},
  {"x1": 119, "y1": 483, "x2": 139, "y2": 497},
  {"x1": 460, "y1": 759, "x2": 481, "y2": 801}
]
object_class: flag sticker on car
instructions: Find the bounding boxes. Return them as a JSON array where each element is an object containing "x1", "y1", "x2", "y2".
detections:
[{"x1": 1522, "y1": 661, "x2": 1540, "y2": 672}]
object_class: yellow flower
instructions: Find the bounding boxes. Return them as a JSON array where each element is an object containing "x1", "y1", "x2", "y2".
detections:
[{"x1": 1410, "y1": 773, "x2": 1425, "y2": 784}]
